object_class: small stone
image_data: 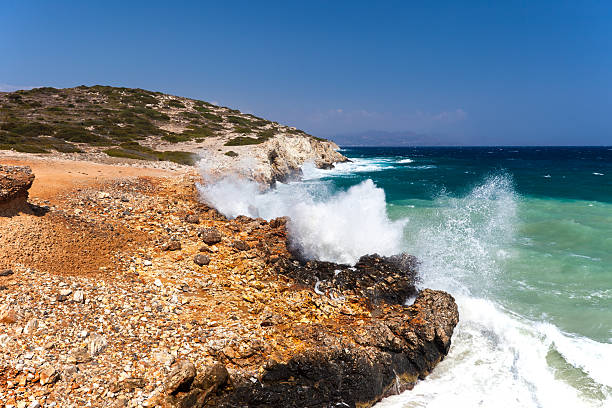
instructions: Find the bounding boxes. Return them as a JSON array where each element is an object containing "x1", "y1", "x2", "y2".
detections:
[
  {"x1": 185, "y1": 214, "x2": 200, "y2": 224},
  {"x1": 0, "y1": 333, "x2": 10, "y2": 347},
  {"x1": 153, "y1": 349, "x2": 175, "y2": 367},
  {"x1": 39, "y1": 365, "x2": 59, "y2": 386},
  {"x1": 0, "y1": 269, "x2": 14, "y2": 277},
  {"x1": 59, "y1": 288, "x2": 72, "y2": 297},
  {"x1": 193, "y1": 254, "x2": 210, "y2": 266},
  {"x1": 56, "y1": 294, "x2": 68, "y2": 302},
  {"x1": 164, "y1": 359, "x2": 196, "y2": 395},
  {"x1": 27, "y1": 401, "x2": 40, "y2": 408},
  {"x1": 98, "y1": 192, "x2": 111, "y2": 199},
  {"x1": 23, "y1": 319, "x2": 39, "y2": 334},
  {"x1": 154, "y1": 279, "x2": 163, "y2": 287},
  {"x1": 88, "y1": 335, "x2": 107, "y2": 356},
  {"x1": 198, "y1": 227, "x2": 222, "y2": 245},
  {"x1": 143, "y1": 260, "x2": 152, "y2": 267},
  {"x1": 68, "y1": 347, "x2": 91, "y2": 364},
  {"x1": 161, "y1": 240, "x2": 181, "y2": 251},
  {"x1": 73, "y1": 290, "x2": 85, "y2": 303},
  {"x1": 0, "y1": 307, "x2": 18, "y2": 324},
  {"x1": 233, "y1": 240, "x2": 250, "y2": 251}
]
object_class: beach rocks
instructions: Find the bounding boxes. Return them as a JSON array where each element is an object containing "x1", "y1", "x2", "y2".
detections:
[
  {"x1": 164, "y1": 360, "x2": 196, "y2": 395},
  {"x1": 162, "y1": 239, "x2": 182, "y2": 251},
  {"x1": 39, "y1": 365, "x2": 60, "y2": 386},
  {"x1": 0, "y1": 165, "x2": 34, "y2": 211},
  {"x1": 232, "y1": 239, "x2": 250, "y2": 251},
  {"x1": 0, "y1": 306, "x2": 18, "y2": 324},
  {"x1": 0, "y1": 269, "x2": 14, "y2": 277},
  {"x1": 277, "y1": 252, "x2": 419, "y2": 305},
  {"x1": 193, "y1": 254, "x2": 210, "y2": 266},
  {"x1": 185, "y1": 214, "x2": 200, "y2": 224},
  {"x1": 198, "y1": 227, "x2": 222, "y2": 245}
]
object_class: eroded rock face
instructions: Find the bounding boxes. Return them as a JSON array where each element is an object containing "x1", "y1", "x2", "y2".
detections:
[
  {"x1": 277, "y1": 253, "x2": 420, "y2": 306},
  {"x1": 0, "y1": 165, "x2": 34, "y2": 211},
  {"x1": 206, "y1": 289, "x2": 458, "y2": 408}
]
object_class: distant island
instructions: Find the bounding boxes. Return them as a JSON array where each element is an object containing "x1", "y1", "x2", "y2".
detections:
[{"x1": 330, "y1": 130, "x2": 458, "y2": 147}]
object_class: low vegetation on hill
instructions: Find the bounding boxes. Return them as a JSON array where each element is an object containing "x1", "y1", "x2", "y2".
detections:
[{"x1": 0, "y1": 85, "x2": 323, "y2": 165}]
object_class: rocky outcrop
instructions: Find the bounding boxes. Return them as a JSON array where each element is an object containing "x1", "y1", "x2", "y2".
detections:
[
  {"x1": 277, "y1": 253, "x2": 420, "y2": 306},
  {"x1": 175, "y1": 289, "x2": 457, "y2": 408},
  {"x1": 0, "y1": 164, "x2": 458, "y2": 408},
  {"x1": 199, "y1": 134, "x2": 348, "y2": 185},
  {"x1": 265, "y1": 135, "x2": 348, "y2": 183},
  {"x1": 0, "y1": 165, "x2": 35, "y2": 213}
]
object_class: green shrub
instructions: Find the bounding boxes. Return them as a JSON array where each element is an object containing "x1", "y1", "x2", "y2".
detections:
[
  {"x1": 162, "y1": 133, "x2": 192, "y2": 143},
  {"x1": 201, "y1": 112, "x2": 223, "y2": 122},
  {"x1": 227, "y1": 115, "x2": 253, "y2": 127},
  {"x1": 224, "y1": 136, "x2": 263, "y2": 146},
  {"x1": 167, "y1": 99, "x2": 185, "y2": 108},
  {"x1": 104, "y1": 148, "x2": 149, "y2": 160},
  {"x1": 224, "y1": 150, "x2": 238, "y2": 157},
  {"x1": 233, "y1": 126, "x2": 252, "y2": 134},
  {"x1": 1, "y1": 121, "x2": 54, "y2": 137},
  {"x1": 155, "y1": 150, "x2": 198, "y2": 165},
  {"x1": 15, "y1": 144, "x2": 49, "y2": 153},
  {"x1": 257, "y1": 129, "x2": 276, "y2": 140}
]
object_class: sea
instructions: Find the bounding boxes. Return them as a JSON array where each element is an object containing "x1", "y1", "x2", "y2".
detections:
[{"x1": 198, "y1": 146, "x2": 612, "y2": 408}]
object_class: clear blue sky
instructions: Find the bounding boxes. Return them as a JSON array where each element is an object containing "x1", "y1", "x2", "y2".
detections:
[{"x1": 1, "y1": 1, "x2": 611, "y2": 145}]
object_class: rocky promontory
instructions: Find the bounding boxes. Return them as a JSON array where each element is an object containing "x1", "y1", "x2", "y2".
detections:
[
  {"x1": 0, "y1": 157, "x2": 457, "y2": 407},
  {"x1": 0, "y1": 86, "x2": 348, "y2": 184}
]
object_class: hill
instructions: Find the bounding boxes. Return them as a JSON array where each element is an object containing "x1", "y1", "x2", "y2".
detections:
[{"x1": 0, "y1": 86, "x2": 345, "y2": 182}]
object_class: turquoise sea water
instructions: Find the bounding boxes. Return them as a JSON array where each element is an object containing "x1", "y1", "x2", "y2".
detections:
[
  {"x1": 320, "y1": 147, "x2": 612, "y2": 407},
  {"x1": 198, "y1": 146, "x2": 612, "y2": 407}
]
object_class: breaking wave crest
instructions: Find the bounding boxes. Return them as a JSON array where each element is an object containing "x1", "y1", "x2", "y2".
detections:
[
  {"x1": 197, "y1": 165, "x2": 405, "y2": 264},
  {"x1": 378, "y1": 174, "x2": 612, "y2": 407}
]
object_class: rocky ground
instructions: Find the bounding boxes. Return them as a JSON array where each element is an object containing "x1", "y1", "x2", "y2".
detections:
[{"x1": 0, "y1": 156, "x2": 458, "y2": 408}]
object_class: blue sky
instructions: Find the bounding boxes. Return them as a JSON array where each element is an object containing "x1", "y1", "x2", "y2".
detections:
[{"x1": 1, "y1": 1, "x2": 611, "y2": 145}]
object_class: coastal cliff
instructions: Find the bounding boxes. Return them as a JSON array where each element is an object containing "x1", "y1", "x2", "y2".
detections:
[
  {"x1": 0, "y1": 160, "x2": 458, "y2": 407},
  {"x1": 0, "y1": 86, "x2": 347, "y2": 184}
]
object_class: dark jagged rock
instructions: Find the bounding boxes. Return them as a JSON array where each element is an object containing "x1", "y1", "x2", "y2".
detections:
[
  {"x1": 276, "y1": 253, "x2": 419, "y2": 306},
  {"x1": 205, "y1": 289, "x2": 458, "y2": 408}
]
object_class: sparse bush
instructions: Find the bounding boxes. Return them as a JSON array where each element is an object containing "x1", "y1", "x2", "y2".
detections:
[
  {"x1": 224, "y1": 136, "x2": 263, "y2": 146},
  {"x1": 224, "y1": 150, "x2": 238, "y2": 157},
  {"x1": 167, "y1": 99, "x2": 185, "y2": 108}
]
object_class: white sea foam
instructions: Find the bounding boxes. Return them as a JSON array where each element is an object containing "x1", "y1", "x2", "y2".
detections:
[
  {"x1": 197, "y1": 163, "x2": 406, "y2": 264},
  {"x1": 197, "y1": 158, "x2": 612, "y2": 407},
  {"x1": 377, "y1": 175, "x2": 612, "y2": 408},
  {"x1": 398, "y1": 158, "x2": 414, "y2": 164}
]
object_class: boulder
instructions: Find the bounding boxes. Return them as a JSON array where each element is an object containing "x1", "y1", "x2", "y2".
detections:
[
  {"x1": 198, "y1": 228, "x2": 222, "y2": 245},
  {"x1": 164, "y1": 360, "x2": 196, "y2": 395},
  {"x1": 193, "y1": 254, "x2": 210, "y2": 266},
  {"x1": 162, "y1": 240, "x2": 182, "y2": 251},
  {"x1": 0, "y1": 165, "x2": 34, "y2": 211}
]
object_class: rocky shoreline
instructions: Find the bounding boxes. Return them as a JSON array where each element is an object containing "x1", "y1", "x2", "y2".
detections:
[{"x1": 0, "y1": 159, "x2": 458, "y2": 408}]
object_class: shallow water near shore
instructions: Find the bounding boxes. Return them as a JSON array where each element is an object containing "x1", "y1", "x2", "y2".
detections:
[{"x1": 199, "y1": 146, "x2": 612, "y2": 407}]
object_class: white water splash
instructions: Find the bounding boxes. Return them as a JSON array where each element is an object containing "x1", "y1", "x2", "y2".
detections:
[
  {"x1": 197, "y1": 163, "x2": 405, "y2": 264},
  {"x1": 377, "y1": 174, "x2": 612, "y2": 408}
]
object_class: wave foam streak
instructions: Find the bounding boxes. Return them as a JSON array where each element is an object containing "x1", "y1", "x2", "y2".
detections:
[
  {"x1": 378, "y1": 174, "x2": 612, "y2": 407},
  {"x1": 197, "y1": 169, "x2": 405, "y2": 264}
]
